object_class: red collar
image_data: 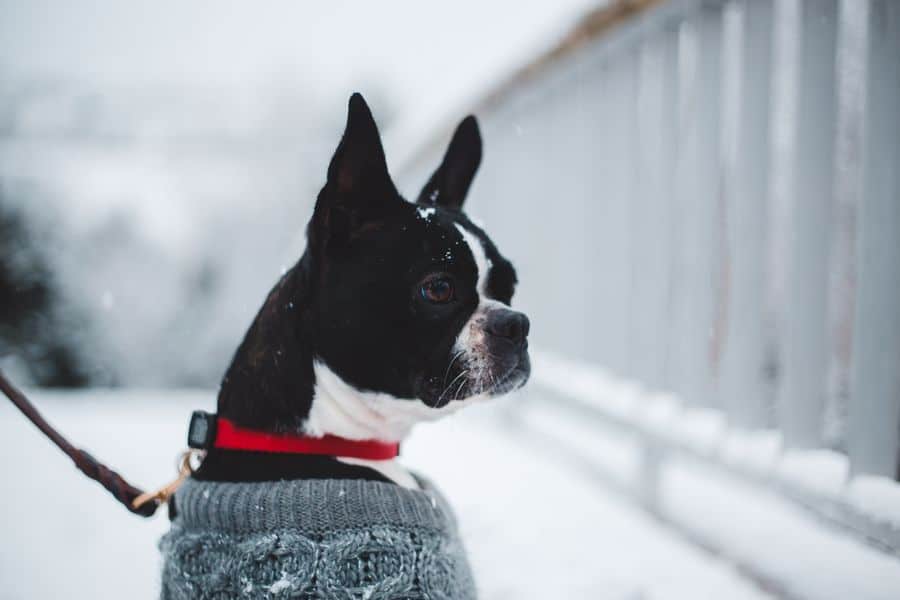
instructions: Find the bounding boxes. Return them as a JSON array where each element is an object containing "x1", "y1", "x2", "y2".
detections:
[{"x1": 211, "y1": 416, "x2": 400, "y2": 461}]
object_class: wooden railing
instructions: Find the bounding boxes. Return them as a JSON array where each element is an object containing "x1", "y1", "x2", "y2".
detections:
[{"x1": 400, "y1": 0, "x2": 900, "y2": 556}]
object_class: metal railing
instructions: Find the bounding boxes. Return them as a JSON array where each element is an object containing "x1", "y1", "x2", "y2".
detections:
[{"x1": 400, "y1": 0, "x2": 900, "y2": 556}]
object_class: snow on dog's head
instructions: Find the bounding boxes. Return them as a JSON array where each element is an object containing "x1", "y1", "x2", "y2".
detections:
[{"x1": 218, "y1": 94, "x2": 530, "y2": 439}]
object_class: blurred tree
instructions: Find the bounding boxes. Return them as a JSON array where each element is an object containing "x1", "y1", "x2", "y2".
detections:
[{"x1": 0, "y1": 188, "x2": 88, "y2": 386}]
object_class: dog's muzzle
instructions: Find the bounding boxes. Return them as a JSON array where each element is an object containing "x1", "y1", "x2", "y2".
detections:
[{"x1": 445, "y1": 302, "x2": 531, "y2": 402}]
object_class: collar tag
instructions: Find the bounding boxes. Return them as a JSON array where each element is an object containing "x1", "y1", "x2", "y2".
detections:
[{"x1": 187, "y1": 410, "x2": 217, "y2": 450}]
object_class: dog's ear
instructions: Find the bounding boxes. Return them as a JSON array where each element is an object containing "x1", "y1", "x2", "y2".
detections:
[
  {"x1": 310, "y1": 93, "x2": 400, "y2": 248},
  {"x1": 416, "y1": 116, "x2": 482, "y2": 210}
]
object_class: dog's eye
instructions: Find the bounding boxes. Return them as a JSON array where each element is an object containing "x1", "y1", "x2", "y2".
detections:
[{"x1": 420, "y1": 278, "x2": 455, "y2": 303}]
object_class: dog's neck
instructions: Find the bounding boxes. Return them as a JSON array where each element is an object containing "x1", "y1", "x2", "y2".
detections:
[
  {"x1": 304, "y1": 360, "x2": 478, "y2": 442},
  {"x1": 303, "y1": 361, "x2": 483, "y2": 489},
  {"x1": 303, "y1": 361, "x2": 476, "y2": 489}
]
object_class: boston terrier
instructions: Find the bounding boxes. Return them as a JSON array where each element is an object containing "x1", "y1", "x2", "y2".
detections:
[{"x1": 191, "y1": 93, "x2": 530, "y2": 489}]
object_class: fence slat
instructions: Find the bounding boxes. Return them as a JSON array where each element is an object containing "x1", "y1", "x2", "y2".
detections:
[
  {"x1": 669, "y1": 4, "x2": 724, "y2": 408},
  {"x1": 847, "y1": 0, "x2": 900, "y2": 478},
  {"x1": 779, "y1": 0, "x2": 839, "y2": 449},
  {"x1": 658, "y1": 23, "x2": 681, "y2": 393},
  {"x1": 629, "y1": 36, "x2": 672, "y2": 388},
  {"x1": 721, "y1": 0, "x2": 775, "y2": 430},
  {"x1": 604, "y1": 55, "x2": 639, "y2": 376}
]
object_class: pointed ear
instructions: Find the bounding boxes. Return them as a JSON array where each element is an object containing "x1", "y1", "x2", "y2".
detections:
[
  {"x1": 310, "y1": 93, "x2": 399, "y2": 249},
  {"x1": 416, "y1": 116, "x2": 482, "y2": 209},
  {"x1": 326, "y1": 93, "x2": 395, "y2": 198}
]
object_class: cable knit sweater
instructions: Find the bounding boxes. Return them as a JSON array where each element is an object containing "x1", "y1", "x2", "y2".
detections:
[{"x1": 159, "y1": 476, "x2": 476, "y2": 599}]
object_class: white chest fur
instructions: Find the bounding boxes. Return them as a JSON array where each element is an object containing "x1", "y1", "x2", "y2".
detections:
[{"x1": 305, "y1": 361, "x2": 485, "y2": 488}]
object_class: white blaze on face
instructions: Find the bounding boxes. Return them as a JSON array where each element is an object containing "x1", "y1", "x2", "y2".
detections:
[
  {"x1": 453, "y1": 223, "x2": 504, "y2": 394},
  {"x1": 454, "y1": 223, "x2": 491, "y2": 295}
]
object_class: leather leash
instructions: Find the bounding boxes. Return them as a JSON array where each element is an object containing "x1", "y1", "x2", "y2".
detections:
[{"x1": 0, "y1": 368, "x2": 166, "y2": 517}]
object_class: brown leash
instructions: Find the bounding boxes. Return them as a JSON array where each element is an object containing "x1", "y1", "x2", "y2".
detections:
[{"x1": 0, "y1": 368, "x2": 191, "y2": 518}]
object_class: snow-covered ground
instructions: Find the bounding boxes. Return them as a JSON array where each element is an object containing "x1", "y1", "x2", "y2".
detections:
[{"x1": 0, "y1": 389, "x2": 773, "y2": 600}]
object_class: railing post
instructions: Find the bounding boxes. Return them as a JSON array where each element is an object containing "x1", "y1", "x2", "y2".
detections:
[
  {"x1": 779, "y1": 0, "x2": 839, "y2": 449},
  {"x1": 638, "y1": 437, "x2": 663, "y2": 513},
  {"x1": 629, "y1": 37, "x2": 669, "y2": 388},
  {"x1": 658, "y1": 22, "x2": 681, "y2": 393},
  {"x1": 669, "y1": 3, "x2": 723, "y2": 408},
  {"x1": 585, "y1": 60, "x2": 628, "y2": 372},
  {"x1": 721, "y1": 0, "x2": 775, "y2": 430},
  {"x1": 627, "y1": 40, "x2": 648, "y2": 385},
  {"x1": 603, "y1": 54, "x2": 638, "y2": 377},
  {"x1": 566, "y1": 56, "x2": 600, "y2": 363},
  {"x1": 847, "y1": 0, "x2": 900, "y2": 478},
  {"x1": 667, "y1": 21, "x2": 691, "y2": 400},
  {"x1": 582, "y1": 60, "x2": 618, "y2": 369}
]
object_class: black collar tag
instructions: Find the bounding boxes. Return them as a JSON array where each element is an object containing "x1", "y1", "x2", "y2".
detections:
[{"x1": 187, "y1": 411, "x2": 217, "y2": 450}]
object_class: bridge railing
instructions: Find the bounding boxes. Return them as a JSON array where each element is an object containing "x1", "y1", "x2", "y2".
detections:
[{"x1": 400, "y1": 0, "x2": 900, "y2": 555}]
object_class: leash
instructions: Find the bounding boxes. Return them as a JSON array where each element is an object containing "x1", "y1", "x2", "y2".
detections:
[
  {"x1": 0, "y1": 368, "x2": 193, "y2": 518},
  {"x1": 0, "y1": 369, "x2": 400, "y2": 517}
]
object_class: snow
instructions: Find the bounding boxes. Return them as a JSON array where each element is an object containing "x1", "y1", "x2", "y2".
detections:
[
  {"x1": 776, "y1": 449, "x2": 850, "y2": 499},
  {"x1": 416, "y1": 206, "x2": 436, "y2": 220},
  {"x1": 662, "y1": 460, "x2": 900, "y2": 600},
  {"x1": 1, "y1": 388, "x2": 772, "y2": 600},
  {"x1": 720, "y1": 429, "x2": 782, "y2": 476},
  {"x1": 530, "y1": 351, "x2": 887, "y2": 506},
  {"x1": 3, "y1": 376, "x2": 898, "y2": 599},
  {"x1": 847, "y1": 477, "x2": 900, "y2": 530},
  {"x1": 525, "y1": 350, "x2": 900, "y2": 598},
  {"x1": 267, "y1": 573, "x2": 293, "y2": 595},
  {"x1": 515, "y1": 393, "x2": 900, "y2": 600}
]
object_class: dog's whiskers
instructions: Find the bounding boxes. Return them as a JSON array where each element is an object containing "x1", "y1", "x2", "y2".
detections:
[
  {"x1": 442, "y1": 350, "x2": 465, "y2": 386},
  {"x1": 452, "y1": 373, "x2": 469, "y2": 402},
  {"x1": 487, "y1": 371, "x2": 497, "y2": 396},
  {"x1": 437, "y1": 369, "x2": 469, "y2": 407}
]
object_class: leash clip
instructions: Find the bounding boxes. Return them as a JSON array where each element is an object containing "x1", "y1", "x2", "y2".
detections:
[{"x1": 131, "y1": 449, "x2": 203, "y2": 511}]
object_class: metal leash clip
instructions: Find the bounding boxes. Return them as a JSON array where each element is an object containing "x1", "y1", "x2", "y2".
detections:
[{"x1": 131, "y1": 449, "x2": 204, "y2": 511}]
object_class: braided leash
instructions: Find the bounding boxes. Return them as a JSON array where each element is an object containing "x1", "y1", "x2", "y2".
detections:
[{"x1": 0, "y1": 368, "x2": 192, "y2": 518}]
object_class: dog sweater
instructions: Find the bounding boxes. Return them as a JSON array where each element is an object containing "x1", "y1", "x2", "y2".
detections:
[{"x1": 159, "y1": 476, "x2": 477, "y2": 599}]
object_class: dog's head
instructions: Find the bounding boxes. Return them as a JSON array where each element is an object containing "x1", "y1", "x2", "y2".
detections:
[{"x1": 220, "y1": 93, "x2": 529, "y2": 435}]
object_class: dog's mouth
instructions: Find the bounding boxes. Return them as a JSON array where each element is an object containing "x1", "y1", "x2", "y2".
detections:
[
  {"x1": 421, "y1": 349, "x2": 530, "y2": 408},
  {"x1": 486, "y1": 353, "x2": 531, "y2": 396}
]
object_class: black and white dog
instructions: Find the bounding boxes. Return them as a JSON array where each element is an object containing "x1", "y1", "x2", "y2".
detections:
[{"x1": 193, "y1": 93, "x2": 530, "y2": 489}]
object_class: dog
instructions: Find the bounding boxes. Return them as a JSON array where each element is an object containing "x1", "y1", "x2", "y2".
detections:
[{"x1": 160, "y1": 93, "x2": 530, "y2": 599}]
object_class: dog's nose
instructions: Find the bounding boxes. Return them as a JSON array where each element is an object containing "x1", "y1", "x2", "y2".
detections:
[{"x1": 486, "y1": 310, "x2": 530, "y2": 348}]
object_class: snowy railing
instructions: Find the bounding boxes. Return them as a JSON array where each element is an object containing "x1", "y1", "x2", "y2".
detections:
[{"x1": 400, "y1": 0, "x2": 900, "y2": 557}]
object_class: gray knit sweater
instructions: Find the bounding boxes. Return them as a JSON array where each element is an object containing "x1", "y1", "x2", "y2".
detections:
[{"x1": 159, "y1": 476, "x2": 476, "y2": 599}]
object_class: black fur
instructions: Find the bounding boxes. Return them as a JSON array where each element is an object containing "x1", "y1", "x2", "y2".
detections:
[
  {"x1": 417, "y1": 116, "x2": 482, "y2": 209},
  {"x1": 193, "y1": 450, "x2": 392, "y2": 484},
  {"x1": 200, "y1": 93, "x2": 529, "y2": 485}
]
